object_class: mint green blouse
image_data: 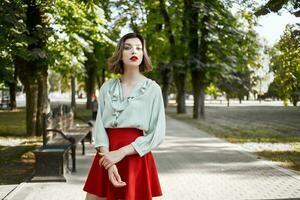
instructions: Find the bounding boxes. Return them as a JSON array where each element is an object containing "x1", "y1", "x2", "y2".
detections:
[{"x1": 94, "y1": 77, "x2": 166, "y2": 157}]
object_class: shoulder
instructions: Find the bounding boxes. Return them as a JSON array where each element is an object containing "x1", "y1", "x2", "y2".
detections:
[
  {"x1": 99, "y1": 78, "x2": 117, "y2": 92},
  {"x1": 146, "y1": 79, "x2": 162, "y2": 98},
  {"x1": 149, "y1": 79, "x2": 162, "y2": 92}
]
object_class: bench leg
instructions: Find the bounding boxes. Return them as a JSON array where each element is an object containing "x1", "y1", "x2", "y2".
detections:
[
  {"x1": 81, "y1": 140, "x2": 85, "y2": 155},
  {"x1": 87, "y1": 131, "x2": 92, "y2": 144},
  {"x1": 71, "y1": 146, "x2": 76, "y2": 172}
]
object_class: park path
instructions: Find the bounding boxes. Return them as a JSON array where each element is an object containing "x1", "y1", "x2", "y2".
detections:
[{"x1": 2, "y1": 116, "x2": 300, "y2": 200}]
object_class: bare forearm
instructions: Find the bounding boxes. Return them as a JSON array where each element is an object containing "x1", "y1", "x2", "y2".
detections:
[
  {"x1": 96, "y1": 146, "x2": 109, "y2": 153},
  {"x1": 119, "y1": 144, "x2": 137, "y2": 157},
  {"x1": 99, "y1": 144, "x2": 137, "y2": 169}
]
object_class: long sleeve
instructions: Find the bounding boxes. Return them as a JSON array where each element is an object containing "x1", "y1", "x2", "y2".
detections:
[
  {"x1": 94, "y1": 84, "x2": 109, "y2": 148},
  {"x1": 131, "y1": 84, "x2": 166, "y2": 156}
]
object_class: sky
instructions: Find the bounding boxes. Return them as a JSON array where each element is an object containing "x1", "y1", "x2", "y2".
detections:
[
  {"x1": 254, "y1": 10, "x2": 299, "y2": 46},
  {"x1": 252, "y1": 10, "x2": 299, "y2": 93}
]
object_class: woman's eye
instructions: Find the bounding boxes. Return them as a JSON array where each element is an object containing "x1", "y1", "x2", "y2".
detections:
[
  {"x1": 124, "y1": 46, "x2": 131, "y2": 50},
  {"x1": 136, "y1": 47, "x2": 142, "y2": 51}
]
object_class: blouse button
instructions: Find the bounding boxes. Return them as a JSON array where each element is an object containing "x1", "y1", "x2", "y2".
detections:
[
  {"x1": 127, "y1": 97, "x2": 134, "y2": 102},
  {"x1": 111, "y1": 120, "x2": 118, "y2": 127},
  {"x1": 112, "y1": 111, "x2": 119, "y2": 117},
  {"x1": 112, "y1": 95, "x2": 118, "y2": 101}
]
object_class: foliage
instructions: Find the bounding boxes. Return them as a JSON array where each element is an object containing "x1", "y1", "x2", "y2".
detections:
[
  {"x1": 205, "y1": 83, "x2": 223, "y2": 99},
  {"x1": 207, "y1": 9, "x2": 261, "y2": 99},
  {"x1": 0, "y1": 1, "x2": 26, "y2": 87},
  {"x1": 47, "y1": 0, "x2": 109, "y2": 80},
  {"x1": 270, "y1": 24, "x2": 300, "y2": 106},
  {"x1": 253, "y1": 0, "x2": 300, "y2": 17}
]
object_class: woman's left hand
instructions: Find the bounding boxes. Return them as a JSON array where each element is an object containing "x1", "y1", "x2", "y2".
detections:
[{"x1": 99, "y1": 150, "x2": 125, "y2": 170}]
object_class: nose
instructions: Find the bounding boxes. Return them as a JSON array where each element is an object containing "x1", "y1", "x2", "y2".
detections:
[{"x1": 131, "y1": 47, "x2": 137, "y2": 54}]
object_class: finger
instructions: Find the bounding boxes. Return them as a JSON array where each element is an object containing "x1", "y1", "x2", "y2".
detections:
[
  {"x1": 109, "y1": 172, "x2": 122, "y2": 187},
  {"x1": 103, "y1": 161, "x2": 112, "y2": 169},
  {"x1": 113, "y1": 171, "x2": 126, "y2": 185},
  {"x1": 99, "y1": 157, "x2": 104, "y2": 165},
  {"x1": 102, "y1": 159, "x2": 110, "y2": 167},
  {"x1": 105, "y1": 163, "x2": 114, "y2": 170},
  {"x1": 98, "y1": 159, "x2": 104, "y2": 167},
  {"x1": 102, "y1": 160, "x2": 108, "y2": 168},
  {"x1": 113, "y1": 170, "x2": 122, "y2": 182},
  {"x1": 111, "y1": 179, "x2": 126, "y2": 188}
]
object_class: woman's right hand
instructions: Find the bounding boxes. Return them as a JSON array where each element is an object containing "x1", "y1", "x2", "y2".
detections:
[{"x1": 107, "y1": 165, "x2": 127, "y2": 188}]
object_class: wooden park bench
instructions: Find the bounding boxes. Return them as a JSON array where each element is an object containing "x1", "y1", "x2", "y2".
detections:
[
  {"x1": 31, "y1": 105, "x2": 93, "y2": 182},
  {"x1": 0, "y1": 96, "x2": 10, "y2": 109}
]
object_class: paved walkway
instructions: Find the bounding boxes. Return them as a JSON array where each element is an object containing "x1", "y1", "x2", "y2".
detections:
[{"x1": 2, "y1": 116, "x2": 300, "y2": 200}]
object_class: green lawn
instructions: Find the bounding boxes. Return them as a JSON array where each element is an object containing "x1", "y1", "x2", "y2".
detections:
[
  {"x1": 166, "y1": 106, "x2": 300, "y2": 143},
  {"x1": 75, "y1": 104, "x2": 93, "y2": 122},
  {"x1": 0, "y1": 109, "x2": 26, "y2": 136}
]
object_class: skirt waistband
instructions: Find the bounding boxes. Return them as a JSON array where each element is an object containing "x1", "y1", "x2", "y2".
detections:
[
  {"x1": 106, "y1": 127, "x2": 143, "y2": 135},
  {"x1": 106, "y1": 128, "x2": 143, "y2": 150}
]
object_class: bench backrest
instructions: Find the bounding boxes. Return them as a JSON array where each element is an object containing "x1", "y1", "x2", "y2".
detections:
[{"x1": 42, "y1": 105, "x2": 74, "y2": 146}]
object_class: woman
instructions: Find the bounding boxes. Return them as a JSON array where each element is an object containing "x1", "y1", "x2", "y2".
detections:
[{"x1": 83, "y1": 32, "x2": 166, "y2": 200}]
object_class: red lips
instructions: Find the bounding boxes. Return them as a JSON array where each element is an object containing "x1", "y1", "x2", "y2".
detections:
[{"x1": 130, "y1": 56, "x2": 138, "y2": 61}]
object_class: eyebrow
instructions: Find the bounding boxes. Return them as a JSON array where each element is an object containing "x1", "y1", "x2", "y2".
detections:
[{"x1": 124, "y1": 43, "x2": 142, "y2": 46}]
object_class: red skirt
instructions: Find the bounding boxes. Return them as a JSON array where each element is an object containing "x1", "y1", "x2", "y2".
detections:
[{"x1": 83, "y1": 128, "x2": 162, "y2": 200}]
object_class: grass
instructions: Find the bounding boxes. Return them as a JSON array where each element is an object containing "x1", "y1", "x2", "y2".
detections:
[
  {"x1": 166, "y1": 106, "x2": 300, "y2": 143},
  {"x1": 166, "y1": 105, "x2": 300, "y2": 171},
  {"x1": 0, "y1": 105, "x2": 91, "y2": 184},
  {"x1": 0, "y1": 108, "x2": 26, "y2": 136},
  {"x1": 74, "y1": 104, "x2": 93, "y2": 122},
  {"x1": 256, "y1": 151, "x2": 300, "y2": 172},
  {"x1": 0, "y1": 138, "x2": 42, "y2": 184}
]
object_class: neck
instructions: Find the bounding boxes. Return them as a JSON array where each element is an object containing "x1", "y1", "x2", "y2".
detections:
[{"x1": 121, "y1": 65, "x2": 145, "y2": 84}]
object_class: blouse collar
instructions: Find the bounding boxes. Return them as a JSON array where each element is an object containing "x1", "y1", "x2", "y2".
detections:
[{"x1": 107, "y1": 78, "x2": 152, "y2": 112}]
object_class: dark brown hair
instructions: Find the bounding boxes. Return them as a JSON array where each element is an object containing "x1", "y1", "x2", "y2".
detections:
[{"x1": 107, "y1": 33, "x2": 153, "y2": 74}]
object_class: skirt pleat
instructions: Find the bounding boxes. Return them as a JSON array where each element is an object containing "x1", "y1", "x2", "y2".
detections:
[{"x1": 83, "y1": 128, "x2": 162, "y2": 200}]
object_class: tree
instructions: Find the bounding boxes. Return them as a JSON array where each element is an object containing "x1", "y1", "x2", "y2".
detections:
[
  {"x1": 0, "y1": 0, "x2": 27, "y2": 110},
  {"x1": 12, "y1": 0, "x2": 52, "y2": 136},
  {"x1": 254, "y1": 0, "x2": 300, "y2": 17},
  {"x1": 1, "y1": 0, "x2": 109, "y2": 135},
  {"x1": 270, "y1": 24, "x2": 300, "y2": 106},
  {"x1": 48, "y1": 0, "x2": 110, "y2": 111}
]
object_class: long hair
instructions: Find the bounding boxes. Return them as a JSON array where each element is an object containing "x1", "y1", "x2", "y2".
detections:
[{"x1": 107, "y1": 33, "x2": 152, "y2": 74}]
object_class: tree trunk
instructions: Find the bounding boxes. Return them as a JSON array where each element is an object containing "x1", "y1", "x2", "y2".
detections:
[
  {"x1": 8, "y1": 82, "x2": 16, "y2": 110},
  {"x1": 199, "y1": 85, "x2": 205, "y2": 118},
  {"x1": 192, "y1": 72, "x2": 201, "y2": 119},
  {"x1": 174, "y1": 0, "x2": 189, "y2": 114},
  {"x1": 85, "y1": 52, "x2": 97, "y2": 109},
  {"x1": 197, "y1": 6, "x2": 209, "y2": 118},
  {"x1": 159, "y1": 0, "x2": 178, "y2": 109},
  {"x1": 101, "y1": 68, "x2": 106, "y2": 86},
  {"x1": 291, "y1": 98, "x2": 298, "y2": 106},
  {"x1": 176, "y1": 73, "x2": 186, "y2": 113},
  {"x1": 161, "y1": 67, "x2": 171, "y2": 108},
  {"x1": 71, "y1": 74, "x2": 76, "y2": 114},
  {"x1": 226, "y1": 94, "x2": 230, "y2": 107},
  {"x1": 36, "y1": 70, "x2": 48, "y2": 136},
  {"x1": 9, "y1": 62, "x2": 19, "y2": 110},
  {"x1": 159, "y1": 62, "x2": 171, "y2": 108},
  {"x1": 25, "y1": 81, "x2": 38, "y2": 136}
]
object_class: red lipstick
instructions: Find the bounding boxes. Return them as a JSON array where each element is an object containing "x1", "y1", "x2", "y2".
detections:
[{"x1": 130, "y1": 56, "x2": 138, "y2": 61}]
